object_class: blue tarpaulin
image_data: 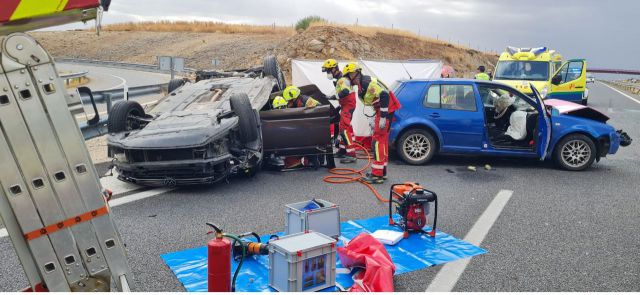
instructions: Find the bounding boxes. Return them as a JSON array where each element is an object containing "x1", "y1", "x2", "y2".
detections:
[{"x1": 161, "y1": 215, "x2": 486, "y2": 292}]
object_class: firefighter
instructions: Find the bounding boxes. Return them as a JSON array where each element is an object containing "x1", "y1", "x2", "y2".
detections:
[
  {"x1": 272, "y1": 95, "x2": 288, "y2": 109},
  {"x1": 475, "y1": 65, "x2": 490, "y2": 80},
  {"x1": 269, "y1": 93, "x2": 316, "y2": 169},
  {"x1": 343, "y1": 62, "x2": 401, "y2": 184},
  {"x1": 322, "y1": 59, "x2": 357, "y2": 163},
  {"x1": 282, "y1": 86, "x2": 320, "y2": 109}
]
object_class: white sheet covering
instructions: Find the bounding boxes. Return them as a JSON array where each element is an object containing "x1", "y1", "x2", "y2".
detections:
[{"x1": 291, "y1": 59, "x2": 443, "y2": 137}]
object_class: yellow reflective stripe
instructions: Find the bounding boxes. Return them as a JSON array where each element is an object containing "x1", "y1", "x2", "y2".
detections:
[
  {"x1": 374, "y1": 141, "x2": 380, "y2": 162},
  {"x1": 343, "y1": 130, "x2": 351, "y2": 145},
  {"x1": 11, "y1": 0, "x2": 70, "y2": 20},
  {"x1": 305, "y1": 97, "x2": 319, "y2": 107}
]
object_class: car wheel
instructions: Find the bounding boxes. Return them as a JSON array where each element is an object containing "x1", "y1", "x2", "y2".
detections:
[
  {"x1": 397, "y1": 129, "x2": 437, "y2": 165},
  {"x1": 168, "y1": 78, "x2": 185, "y2": 93},
  {"x1": 553, "y1": 134, "x2": 596, "y2": 171},
  {"x1": 107, "y1": 100, "x2": 145, "y2": 133},
  {"x1": 230, "y1": 93, "x2": 259, "y2": 144},
  {"x1": 263, "y1": 55, "x2": 285, "y2": 91}
]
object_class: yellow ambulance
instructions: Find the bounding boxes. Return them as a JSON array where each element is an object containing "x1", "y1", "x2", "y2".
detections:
[{"x1": 493, "y1": 47, "x2": 588, "y2": 105}]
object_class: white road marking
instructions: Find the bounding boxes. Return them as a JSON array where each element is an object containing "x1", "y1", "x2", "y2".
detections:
[
  {"x1": 105, "y1": 74, "x2": 127, "y2": 91},
  {"x1": 108, "y1": 187, "x2": 174, "y2": 207},
  {"x1": 0, "y1": 187, "x2": 173, "y2": 239},
  {"x1": 426, "y1": 189, "x2": 513, "y2": 292},
  {"x1": 600, "y1": 82, "x2": 640, "y2": 105}
]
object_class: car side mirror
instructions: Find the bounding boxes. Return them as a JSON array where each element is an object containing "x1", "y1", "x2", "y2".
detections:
[
  {"x1": 551, "y1": 75, "x2": 562, "y2": 85},
  {"x1": 551, "y1": 108, "x2": 560, "y2": 116}
]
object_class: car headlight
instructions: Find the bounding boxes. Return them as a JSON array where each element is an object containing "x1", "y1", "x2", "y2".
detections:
[
  {"x1": 114, "y1": 152, "x2": 128, "y2": 163},
  {"x1": 540, "y1": 86, "x2": 549, "y2": 99}
]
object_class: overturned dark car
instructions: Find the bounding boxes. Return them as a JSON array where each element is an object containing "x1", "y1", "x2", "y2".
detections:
[{"x1": 107, "y1": 56, "x2": 336, "y2": 186}]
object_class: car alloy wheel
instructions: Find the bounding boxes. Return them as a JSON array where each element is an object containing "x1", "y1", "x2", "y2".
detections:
[
  {"x1": 560, "y1": 139, "x2": 592, "y2": 168},
  {"x1": 403, "y1": 133, "x2": 431, "y2": 162}
]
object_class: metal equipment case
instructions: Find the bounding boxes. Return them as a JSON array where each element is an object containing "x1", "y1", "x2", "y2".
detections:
[
  {"x1": 268, "y1": 231, "x2": 336, "y2": 292},
  {"x1": 284, "y1": 199, "x2": 340, "y2": 238}
]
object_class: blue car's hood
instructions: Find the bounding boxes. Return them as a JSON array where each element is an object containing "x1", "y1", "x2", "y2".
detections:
[{"x1": 545, "y1": 99, "x2": 609, "y2": 123}]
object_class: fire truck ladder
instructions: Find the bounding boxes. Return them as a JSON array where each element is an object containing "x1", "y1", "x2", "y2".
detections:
[{"x1": 0, "y1": 33, "x2": 132, "y2": 291}]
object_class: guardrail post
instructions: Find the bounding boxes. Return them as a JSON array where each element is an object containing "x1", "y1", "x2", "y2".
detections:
[{"x1": 105, "y1": 93, "x2": 113, "y2": 114}]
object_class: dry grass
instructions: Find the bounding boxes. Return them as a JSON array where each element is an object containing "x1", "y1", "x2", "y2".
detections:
[
  {"x1": 103, "y1": 21, "x2": 295, "y2": 36},
  {"x1": 102, "y1": 20, "x2": 468, "y2": 49}
]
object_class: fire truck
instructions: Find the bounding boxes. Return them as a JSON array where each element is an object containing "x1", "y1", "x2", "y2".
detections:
[{"x1": 0, "y1": 0, "x2": 133, "y2": 291}]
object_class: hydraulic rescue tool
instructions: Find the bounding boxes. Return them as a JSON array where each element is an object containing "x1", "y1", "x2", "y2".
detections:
[
  {"x1": 232, "y1": 232, "x2": 277, "y2": 261},
  {"x1": 388, "y1": 183, "x2": 438, "y2": 238}
]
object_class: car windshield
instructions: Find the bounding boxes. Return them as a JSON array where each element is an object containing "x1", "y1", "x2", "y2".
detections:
[{"x1": 494, "y1": 61, "x2": 550, "y2": 81}]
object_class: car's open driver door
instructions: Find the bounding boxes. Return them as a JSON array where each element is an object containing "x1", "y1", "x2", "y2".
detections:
[
  {"x1": 530, "y1": 84, "x2": 552, "y2": 160},
  {"x1": 260, "y1": 84, "x2": 334, "y2": 157}
]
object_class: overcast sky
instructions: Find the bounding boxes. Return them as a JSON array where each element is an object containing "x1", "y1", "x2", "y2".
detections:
[{"x1": 62, "y1": 0, "x2": 638, "y2": 70}]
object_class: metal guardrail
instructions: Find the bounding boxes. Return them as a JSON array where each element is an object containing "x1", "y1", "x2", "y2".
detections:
[
  {"x1": 79, "y1": 83, "x2": 167, "y2": 103},
  {"x1": 604, "y1": 80, "x2": 640, "y2": 95},
  {"x1": 588, "y1": 68, "x2": 640, "y2": 75},
  {"x1": 60, "y1": 71, "x2": 89, "y2": 86},
  {"x1": 56, "y1": 58, "x2": 196, "y2": 74},
  {"x1": 60, "y1": 71, "x2": 88, "y2": 80}
]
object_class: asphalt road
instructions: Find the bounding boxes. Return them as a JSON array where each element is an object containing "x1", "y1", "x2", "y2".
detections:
[
  {"x1": 1, "y1": 82, "x2": 638, "y2": 291},
  {"x1": 57, "y1": 62, "x2": 171, "y2": 123},
  {"x1": 57, "y1": 63, "x2": 171, "y2": 91}
]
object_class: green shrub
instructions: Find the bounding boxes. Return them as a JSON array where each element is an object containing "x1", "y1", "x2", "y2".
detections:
[{"x1": 295, "y1": 16, "x2": 327, "y2": 31}]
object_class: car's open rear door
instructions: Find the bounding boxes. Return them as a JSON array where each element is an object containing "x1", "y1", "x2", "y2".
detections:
[{"x1": 530, "y1": 84, "x2": 552, "y2": 160}]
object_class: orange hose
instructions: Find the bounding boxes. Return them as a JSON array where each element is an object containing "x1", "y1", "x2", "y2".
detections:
[{"x1": 323, "y1": 143, "x2": 390, "y2": 203}]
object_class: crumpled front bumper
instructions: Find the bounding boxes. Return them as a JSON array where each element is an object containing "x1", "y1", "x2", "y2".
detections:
[
  {"x1": 115, "y1": 155, "x2": 230, "y2": 186},
  {"x1": 618, "y1": 130, "x2": 632, "y2": 147}
]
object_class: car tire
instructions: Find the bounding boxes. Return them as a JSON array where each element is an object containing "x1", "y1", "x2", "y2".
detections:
[
  {"x1": 230, "y1": 93, "x2": 259, "y2": 144},
  {"x1": 263, "y1": 55, "x2": 285, "y2": 91},
  {"x1": 553, "y1": 134, "x2": 596, "y2": 171},
  {"x1": 397, "y1": 128, "x2": 437, "y2": 165},
  {"x1": 168, "y1": 78, "x2": 185, "y2": 93},
  {"x1": 107, "y1": 100, "x2": 145, "y2": 133}
]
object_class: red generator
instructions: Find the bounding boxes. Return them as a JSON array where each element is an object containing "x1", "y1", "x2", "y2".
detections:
[{"x1": 388, "y1": 182, "x2": 438, "y2": 238}]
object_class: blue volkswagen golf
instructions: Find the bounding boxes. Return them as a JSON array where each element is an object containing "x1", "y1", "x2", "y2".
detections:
[{"x1": 389, "y1": 79, "x2": 631, "y2": 171}]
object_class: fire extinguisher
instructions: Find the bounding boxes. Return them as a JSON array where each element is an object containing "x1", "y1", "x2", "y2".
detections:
[{"x1": 206, "y1": 223, "x2": 246, "y2": 292}]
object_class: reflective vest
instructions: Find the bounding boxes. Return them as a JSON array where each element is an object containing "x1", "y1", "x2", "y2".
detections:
[
  {"x1": 290, "y1": 94, "x2": 320, "y2": 108},
  {"x1": 475, "y1": 72, "x2": 490, "y2": 80},
  {"x1": 336, "y1": 77, "x2": 352, "y2": 94},
  {"x1": 358, "y1": 77, "x2": 401, "y2": 114},
  {"x1": 363, "y1": 78, "x2": 385, "y2": 106}
]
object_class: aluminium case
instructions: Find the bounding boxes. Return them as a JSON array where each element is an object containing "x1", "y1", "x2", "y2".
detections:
[
  {"x1": 268, "y1": 231, "x2": 337, "y2": 292},
  {"x1": 284, "y1": 199, "x2": 340, "y2": 238}
]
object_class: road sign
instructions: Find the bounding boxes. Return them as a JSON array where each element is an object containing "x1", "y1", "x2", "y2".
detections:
[
  {"x1": 158, "y1": 56, "x2": 172, "y2": 71},
  {"x1": 157, "y1": 56, "x2": 185, "y2": 79},
  {"x1": 158, "y1": 56, "x2": 184, "y2": 71},
  {"x1": 173, "y1": 57, "x2": 185, "y2": 72},
  {"x1": 212, "y1": 59, "x2": 220, "y2": 67}
]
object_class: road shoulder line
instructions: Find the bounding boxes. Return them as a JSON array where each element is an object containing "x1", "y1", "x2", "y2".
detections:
[
  {"x1": 426, "y1": 189, "x2": 514, "y2": 292},
  {"x1": 600, "y1": 82, "x2": 640, "y2": 105}
]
